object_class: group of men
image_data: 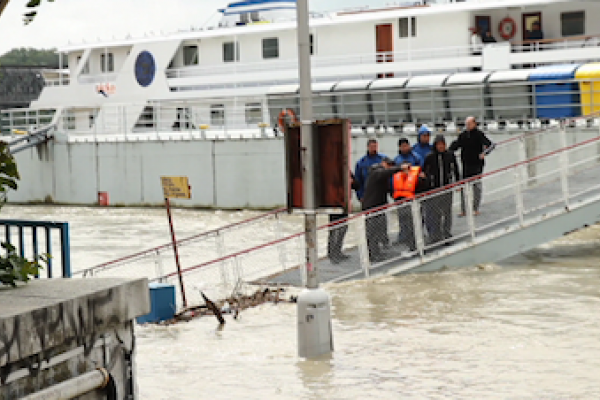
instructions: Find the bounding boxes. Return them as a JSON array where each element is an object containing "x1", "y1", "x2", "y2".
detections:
[{"x1": 328, "y1": 116, "x2": 495, "y2": 264}]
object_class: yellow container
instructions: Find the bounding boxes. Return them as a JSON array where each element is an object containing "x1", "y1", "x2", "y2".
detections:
[{"x1": 576, "y1": 63, "x2": 600, "y2": 116}]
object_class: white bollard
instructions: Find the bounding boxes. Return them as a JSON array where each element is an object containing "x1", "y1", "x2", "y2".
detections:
[{"x1": 297, "y1": 288, "x2": 334, "y2": 359}]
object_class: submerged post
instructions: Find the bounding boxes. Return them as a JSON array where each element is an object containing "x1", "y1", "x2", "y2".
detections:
[{"x1": 296, "y1": 0, "x2": 334, "y2": 359}]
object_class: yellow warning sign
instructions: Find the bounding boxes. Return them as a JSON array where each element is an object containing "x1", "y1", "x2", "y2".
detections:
[{"x1": 161, "y1": 176, "x2": 191, "y2": 199}]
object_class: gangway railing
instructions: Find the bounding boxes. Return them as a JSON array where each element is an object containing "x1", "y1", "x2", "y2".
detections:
[
  {"x1": 0, "y1": 219, "x2": 71, "y2": 278},
  {"x1": 6, "y1": 124, "x2": 56, "y2": 154},
  {"x1": 150, "y1": 113, "x2": 600, "y2": 305},
  {"x1": 76, "y1": 118, "x2": 592, "y2": 281},
  {"x1": 73, "y1": 207, "x2": 294, "y2": 279}
]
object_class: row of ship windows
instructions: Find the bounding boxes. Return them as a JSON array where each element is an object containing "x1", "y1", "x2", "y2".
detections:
[
  {"x1": 182, "y1": 35, "x2": 316, "y2": 65},
  {"x1": 72, "y1": 11, "x2": 585, "y2": 73}
]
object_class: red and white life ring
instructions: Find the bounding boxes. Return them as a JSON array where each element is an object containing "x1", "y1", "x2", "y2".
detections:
[
  {"x1": 499, "y1": 17, "x2": 517, "y2": 40},
  {"x1": 278, "y1": 109, "x2": 298, "y2": 130}
]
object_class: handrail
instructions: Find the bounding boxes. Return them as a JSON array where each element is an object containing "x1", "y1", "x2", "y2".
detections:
[
  {"x1": 512, "y1": 33, "x2": 600, "y2": 46},
  {"x1": 75, "y1": 207, "x2": 287, "y2": 276},
  {"x1": 163, "y1": 120, "x2": 600, "y2": 280}
]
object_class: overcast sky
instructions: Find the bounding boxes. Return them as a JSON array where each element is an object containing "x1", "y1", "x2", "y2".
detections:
[{"x1": 0, "y1": 0, "x2": 392, "y2": 55}]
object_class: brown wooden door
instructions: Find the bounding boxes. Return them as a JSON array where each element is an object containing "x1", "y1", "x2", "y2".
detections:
[
  {"x1": 376, "y1": 24, "x2": 394, "y2": 78},
  {"x1": 522, "y1": 12, "x2": 542, "y2": 40}
]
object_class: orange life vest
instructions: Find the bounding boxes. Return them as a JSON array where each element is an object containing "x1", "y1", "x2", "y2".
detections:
[{"x1": 393, "y1": 167, "x2": 421, "y2": 200}]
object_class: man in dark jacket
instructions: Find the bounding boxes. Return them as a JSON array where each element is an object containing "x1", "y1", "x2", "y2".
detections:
[
  {"x1": 424, "y1": 135, "x2": 461, "y2": 244},
  {"x1": 328, "y1": 172, "x2": 359, "y2": 264},
  {"x1": 354, "y1": 139, "x2": 387, "y2": 203},
  {"x1": 392, "y1": 162, "x2": 429, "y2": 252},
  {"x1": 362, "y1": 157, "x2": 404, "y2": 262},
  {"x1": 449, "y1": 116, "x2": 495, "y2": 216}
]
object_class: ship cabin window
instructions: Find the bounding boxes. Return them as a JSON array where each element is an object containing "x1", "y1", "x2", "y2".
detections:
[
  {"x1": 310, "y1": 34, "x2": 315, "y2": 55},
  {"x1": 561, "y1": 11, "x2": 585, "y2": 37},
  {"x1": 183, "y1": 45, "x2": 199, "y2": 66},
  {"x1": 262, "y1": 37, "x2": 279, "y2": 59},
  {"x1": 100, "y1": 53, "x2": 114, "y2": 73},
  {"x1": 77, "y1": 56, "x2": 90, "y2": 74},
  {"x1": 245, "y1": 103, "x2": 263, "y2": 125},
  {"x1": 223, "y1": 42, "x2": 240, "y2": 63},
  {"x1": 250, "y1": 11, "x2": 260, "y2": 22},
  {"x1": 211, "y1": 104, "x2": 225, "y2": 126},
  {"x1": 399, "y1": 17, "x2": 417, "y2": 38}
]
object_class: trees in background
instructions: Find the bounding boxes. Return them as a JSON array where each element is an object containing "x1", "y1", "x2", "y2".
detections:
[{"x1": 0, "y1": 47, "x2": 59, "y2": 67}]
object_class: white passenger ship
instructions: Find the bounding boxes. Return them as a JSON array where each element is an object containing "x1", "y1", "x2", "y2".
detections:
[{"x1": 3, "y1": 0, "x2": 600, "y2": 139}]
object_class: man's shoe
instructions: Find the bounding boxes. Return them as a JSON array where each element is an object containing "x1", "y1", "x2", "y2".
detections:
[{"x1": 330, "y1": 253, "x2": 351, "y2": 264}]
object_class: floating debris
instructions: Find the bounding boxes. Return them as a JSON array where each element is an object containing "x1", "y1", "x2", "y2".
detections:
[{"x1": 162, "y1": 287, "x2": 294, "y2": 325}]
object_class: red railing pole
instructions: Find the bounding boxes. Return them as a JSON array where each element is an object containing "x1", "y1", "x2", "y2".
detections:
[{"x1": 165, "y1": 197, "x2": 187, "y2": 308}]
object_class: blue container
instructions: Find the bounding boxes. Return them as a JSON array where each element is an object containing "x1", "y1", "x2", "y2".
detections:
[
  {"x1": 136, "y1": 283, "x2": 176, "y2": 324},
  {"x1": 529, "y1": 64, "x2": 581, "y2": 119}
]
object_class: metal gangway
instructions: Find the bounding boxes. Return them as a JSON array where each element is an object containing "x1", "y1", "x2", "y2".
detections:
[
  {"x1": 4, "y1": 125, "x2": 55, "y2": 154},
  {"x1": 82, "y1": 113, "x2": 600, "y2": 306}
]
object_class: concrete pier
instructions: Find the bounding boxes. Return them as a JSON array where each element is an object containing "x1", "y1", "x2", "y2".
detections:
[{"x1": 0, "y1": 278, "x2": 149, "y2": 399}]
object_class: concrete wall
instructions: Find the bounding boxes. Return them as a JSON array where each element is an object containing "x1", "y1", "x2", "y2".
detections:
[
  {"x1": 0, "y1": 278, "x2": 149, "y2": 399},
  {"x1": 9, "y1": 131, "x2": 546, "y2": 209}
]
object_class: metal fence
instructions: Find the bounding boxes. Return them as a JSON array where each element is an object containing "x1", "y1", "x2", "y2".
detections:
[
  {"x1": 0, "y1": 219, "x2": 72, "y2": 278},
  {"x1": 3, "y1": 77, "x2": 600, "y2": 138},
  {"x1": 72, "y1": 208, "x2": 308, "y2": 283}
]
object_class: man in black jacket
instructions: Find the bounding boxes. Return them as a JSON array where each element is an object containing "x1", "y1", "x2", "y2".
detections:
[
  {"x1": 424, "y1": 135, "x2": 461, "y2": 244},
  {"x1": 362, "y1": 157, "x2": 405, "y2": 262},
  {"x1": 449, "y1": 116, "x2": 495, "y2": 216}
]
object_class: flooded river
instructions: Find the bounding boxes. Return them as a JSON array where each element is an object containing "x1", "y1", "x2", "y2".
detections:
[{"x1": 4, "y1": 205, "x2": 600, "y2": 399}]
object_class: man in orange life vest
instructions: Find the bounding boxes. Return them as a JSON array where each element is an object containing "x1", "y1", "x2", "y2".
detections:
[{"x1": 392, "y1": 162, "x2": 429, "y2": 252}]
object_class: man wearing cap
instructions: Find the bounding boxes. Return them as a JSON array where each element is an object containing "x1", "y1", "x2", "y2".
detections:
[
  {"x1": 392, "y1": 162, "x2": 429, "y2": 252},
  {"x1": 424, "y1": 135, "x2": 461, "y2": 244},
  {"x1": 362, "y1": 157, "x2": 405, "y2": 262},
  {"x1": 354, "y1": 138, "x2": 388, "y2": 204},
  {"x1": 413, "y1": 125, "x2": 434, "y2": 165}
]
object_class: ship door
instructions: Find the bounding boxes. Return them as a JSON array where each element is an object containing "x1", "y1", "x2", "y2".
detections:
[
  {"x1": 522, "y1": 12, "x2": 542, "y2": 40},
  {"x1": 376, "y1": 23, "x2": 394, "y2": 79}
]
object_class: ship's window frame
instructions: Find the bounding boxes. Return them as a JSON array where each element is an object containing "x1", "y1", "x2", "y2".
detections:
[
  {"x1": 262, "y1": 37, "x2": 279, "y2": 59},
  {"x1": 245, "y1": 102, "x2": 263, "y2": 125},
  {"x1": 183, "y1": 45, "x2": 199, "y2": 66},
  {"x1": 561, "y1": 11, "x2": 585, "y2": 37},
  {"x1": 77, "y1": 56, "x2": 90, "y2": 74},
  {"x1": 210, "y1": 104, "x2": 226, "y2": 126},
  {"x1": 399, "y1": 17, "x2": 417, "y2": 38},
  {"x1": 100, "y1": 53, "x2": 114, "y2": 73},
  {"x1": 223, "y1": 41, "x2": 240, "y2": 63}
]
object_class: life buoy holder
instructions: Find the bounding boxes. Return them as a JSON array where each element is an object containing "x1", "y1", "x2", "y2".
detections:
[
  {"x1": 499, "y1": 17, "x2": 517, "y2": 40},
  {"x1": 278, "y1": 109, "x2": 298, "y2": 131}
]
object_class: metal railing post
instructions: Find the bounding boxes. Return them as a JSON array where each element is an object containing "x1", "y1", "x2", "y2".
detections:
[
  {"x1": 60, "y1": 223, "x2": 72, "y2": 278},
  {"x1": 513, "y1": 167, "x2": 525, "y2": 227},
  {"x1": 559, "y1": 122, "x2": 570, "y2": 209},
  {"x1": 216, "y1": 232, "x2": 229, "y2": 287},
  {"x1": 411, "y1": 200, "x2": 425, "y2": 258},
  {"x1": 356, "y1": 214, "x2": 371, "y2": 278},
  {"x1": 274, "y1": 214, "x2": 288, "y2": 271},
  {"x1": 45, "y1": 227, "x2": 53, "y2": 278},
  {"x1": 464, "y1": 183, "x2": 476, "y2": 241},
  {"x1": 18, "y1": 226, "x2": 25, "y2": 257}
]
